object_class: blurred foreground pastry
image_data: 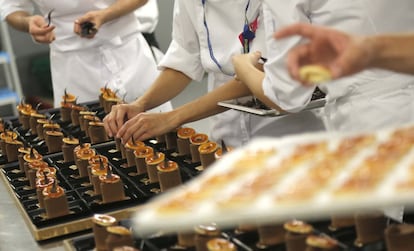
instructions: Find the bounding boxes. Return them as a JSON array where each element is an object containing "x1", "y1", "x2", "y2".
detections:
[{"x1": 299, "y1": 65, "x2": 332, "y2": 84}]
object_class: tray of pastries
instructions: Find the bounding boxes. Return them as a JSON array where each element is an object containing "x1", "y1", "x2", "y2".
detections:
[
  {"x1": 133, "y1": 123, "x2": 414, "y2": 237},
  {"x1": 0, "y1": 89, "x2": 214, "y2": 241}
]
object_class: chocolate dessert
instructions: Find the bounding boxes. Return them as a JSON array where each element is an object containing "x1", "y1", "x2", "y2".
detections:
[
  {"x1": 284, "y1": 220, "x2": 314, "y2": 251},
  {"x1": 354, "y1": 211, "x2": 387, "y2": 246},
  {"x1": 256, "y1": 224, "x2": 286, "y2": 248},
  {"x1": 199, "y1": 142, "x2": 219, "y2": 169},
  {"x1": 35, "y1": 118, "x2": 49, "y2": 139},
  {"x1": 133, "y1": 145, "x2": 154, "y2": 176},
  {"x1": 0, "y1": 130, "x2": 18, "y2": 157},
  {"x1": 145, "y1": 152, "x2": 165, "y2": 182},
  {"x1": 45, "y1": 130, "x2": 64, "y2": 153},
  {"x1": 194, "y1": 223, "x2": 221, "y2": 251},
  {"x1": 189, "y1": 133, "x2": 209, "y2": 163},
  {"x1": 17, "y1": 102, "x2": 32, "y2": 126},
  {"x1": 23, "y1": 148, "x2": 43, "y2": 178},
  {"x1": 176, "y1": 231, "x2": 196, "y2": 249},
  {"x1": 99, "y1": 167, "x2": 125, "y2": 203},
  {"x1": 105, "y1": 226, "x2": 134, "y2": 251},
  {"x1": 305, "y1": 235, "x2": 339, "y2": 251},
  {"x1": 88, "y1": 121, "x2": 109, "y2": 144},
  {"x1": 385, "y1": 223, "x2": 414, "y2": 251},
  {"x1": 5, "y1": 138, "x2": 23, "y2": 162},
  {"x1": 91, "y1": 157, "x2": 109, "y2": 195},
  {"x1": 29, "y1": 111, "x2": 46, "y2": 136},
  {"x1": 82, "y1": 114, "x2": 99, "y2": 137},
  {"x1": 157, "y1": 160, "x2": 182, "y2": 192},
  {"x1": 207, "y1": 238, "x2": 237, "y2": 251},
  {"x1": 124, "y1": 138, "x2": 145, "y2": 168},
  {"x1": 177, "y1": 127, "x2": 196, "y2": 156},
  {"x1": 165, "y1": 128, "x2": 179, "y2": 150},
  {"x1": 70, "y1": 105, "x2": 86, "y2": 126},
  {"x1": 19, "y1": 104, "x2": 33, "y2": 130},
  {"x1": 17, "y1": 145, "x2": 31, "y2": 172},
  {"x1": 62, "y1": 136, "x2": 79, "y2": 163},
  {"x1": 79, "y1": 111, "x2": 96, "y2": 132},
  {"x1": 74, "y1": 143, "x2": 96, "y2": 177},
  {"x1": 42, "y1": 122, "x2": 61, "y2": 142},
  {"x1": 101, "y1": 88, "x2": 121, "y2": 114},
  {"x1": 42, "y1": 180, "x2": 70, "y2": 218},
  {"x1": 60, "y1": 101, "x2": 73, "y2": 122},
  {"x1": 329, "y1": 215, "x2": 355, "y2": 231},
  {"x1": 27, "y1": 159, "x2": 49, "y2": 188},
  {"x1": 35, "y1": 173, "x2": 55, "y2": 209},
  {"x1": 88, "y1": 155, "x2": 109, "y2": 182},
  {"x1": 92, "y1": 214, "x2": 117, "y2": 251}
]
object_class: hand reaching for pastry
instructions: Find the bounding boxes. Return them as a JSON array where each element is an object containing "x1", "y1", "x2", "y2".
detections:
[
  {"x1": 74, "y1": 10, "x2": 104, "y2": 38},
  {"x1": 28, "y1": 15, "x2": 56, "y2": 43},
  {"x1": 103, "y1": 103, "x2": 143, "y2": 138}
]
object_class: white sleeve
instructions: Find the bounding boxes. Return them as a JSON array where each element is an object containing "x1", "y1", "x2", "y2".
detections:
[
  {"x1": 134, "y1": 0, "x2": 159, "y2": 33},
  {"x1": 158, "y1": 0, "x2": 205, "y2": 82},
  {"x1": 0, "y1": 0, "x2": 34, "y2": 20},
  {"x1": 261, "y1": 0, "x2": 376, "y2": 112}
]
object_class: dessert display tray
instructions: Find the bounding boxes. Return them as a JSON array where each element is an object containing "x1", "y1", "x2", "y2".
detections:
[
  {"x1": 0, "y1": 102, "x2": 203, "y2": 241},
  {"x1": 63, "y1": 218, "x2": 396, "y2": 251},
  {"x1": 133, "y1": 124, "x2": 414, "y2": 236},
  {"x1": 217, "y1": 88, "x2": 326, "y2": 116}
]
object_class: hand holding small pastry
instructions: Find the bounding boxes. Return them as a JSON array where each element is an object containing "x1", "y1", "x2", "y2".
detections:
[{"x1": 274, "y1": 23, "x2": 376, "y2": 85}]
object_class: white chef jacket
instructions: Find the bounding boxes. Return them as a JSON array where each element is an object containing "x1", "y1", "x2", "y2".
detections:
[
  {"x1": 159, "y1": 0, "x2": 325, "y2": 147},
  {"x1": 262, "y1": 0, "x2": 414, "y2": 134},
  {"x1": 135, "y1": 0, "x2": 158, "y2": 34},
  {"x1": 0, "y1": 0, "x2": 172, "y2": 112}
]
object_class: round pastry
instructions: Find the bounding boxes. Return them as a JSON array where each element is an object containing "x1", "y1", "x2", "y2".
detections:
[
  {"x1": 42, "y1": 181, "x2": 70, "y2": 218},
  {"x1": 195, "y1": 223, "x2": 221, "y2": 251},
  {"x1": 199, "y1": 142, "x2": 219, "y2": 169},
  {"x1": 133, "y1": 145, "x2": 154, "y2": 176},
  {"x1": 177, "y1": 127, "x2": 196, "y2": 156},
  {"x1": 299, "y1": 65, "x2": 332, "y2": 84},
  {"x1": 29, "y1": 112, "x2": 46, "y2": 135},
  {"x1": 354, "y1": 212, "x2": 387, "y2": 246},
  {"x1": 28, "y1": 159, "x2": 49, "y2": 188},
  {"x1": 45, "y1": 130, "x2": 64, "y2": 153},
  {"x1": 124, "y1": 139, "x2": 145, "y2": 168},
  {"x1": 284, "y1": 220, "x2": 313, "y2": 251},
  {"x1": 145, "y1": 152, "x2": 165, "y2": 182},
  {"x1": 385, "y1": 224, "x2": 414, "y2": 251},
  {"x1": 70, "y1": 105, "x2": 86, "y2": 126},
  {"x1": 92, "y1": 214, "x2": 118, "y2": 251},
  {"x1": 206, "y1": 238, "x2": 237, "y2": 251},
  {"x1": 306, "y1": 235, "x2": 339, "y2": 250},
  {"x1": 5, "y1": 138, "x2": 23, "y2": 162},
  {"x1": 99, "y1": 168, "x2": 125, "y2": 203},
  {"x1": 88, "y1": 121, "x2": 109, "y2": 144},
  {"x1": 257, "y1": 224, "x2": 286, "y2": 248},
  {"x1": 35, "y1": 175, "x2": 55, "y2": 209},
  {"x1": 62, "y1": 136, "x2": 79, "y2": 163},
  {"x1": 61, "y1": 91, "x2": 77, "y2": 104},
  {"x1": 157, "y1": 160, "x2": 182, "y2": 192},
  {"x1": 105, "y1": 226, "x2": 134, "y2": 251},
  {"x1": 189, "y1": 133, "x2": 209, "y2": 163},
  {"x1": 284, "y1": 220, "x2": 313, "y2": 234}
]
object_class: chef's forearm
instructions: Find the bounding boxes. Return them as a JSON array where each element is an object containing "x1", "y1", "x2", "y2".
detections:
[
  {"x1": 101, "y1": 0, "x2": 148, "y2": 23},
  {"x1": 5, "y1": 11, "x2": 32, "y2": 32},
  {"x1": 368, "y1": 34, "x2": 414, "y2": 75},
  {"x1": 171, "y1": 79, "x2": 251, "y2": 125},
  {"x1": 133, "y1": 68, "x2": 192, "y2": 111}
]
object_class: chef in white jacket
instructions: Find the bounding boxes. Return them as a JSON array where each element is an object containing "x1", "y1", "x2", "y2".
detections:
[
  {"x1": 233, "y1": 0, "x2": 413, "y2": 220},
  {"x1": 104, "y1": 0, "x2": 325, "y2": 148},
  {"x1": 0, "y1": 0, "x2": 172, "y2": 112}
]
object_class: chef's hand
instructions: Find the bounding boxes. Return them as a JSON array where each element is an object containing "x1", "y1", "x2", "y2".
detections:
[
  {"x1": 28, "y1": 15, "x2": 56, "y2": 43},
  {"x1": 274, "y1": 23, "x2": 374, "y2": 83},
  {"x1": 116, "y1": 112, "x2": 178, "y2": 144},
  {"x1": 74, "y1": 10, "x2": 105, "y2": 38},
  {"x1": 232, "y1": 51, "x2": 264, "y2": 80},
  {"x1": 103, "y1": 103, "x2": 143, "y2": 138}
]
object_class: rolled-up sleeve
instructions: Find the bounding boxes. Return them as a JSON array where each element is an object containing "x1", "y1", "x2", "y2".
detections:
[
  {"x1": 0, "y1": 0, "x2": 34, "y2": 20},
  {"x1": 158, "y1": 0, "x2": 205, "y2": 82}
]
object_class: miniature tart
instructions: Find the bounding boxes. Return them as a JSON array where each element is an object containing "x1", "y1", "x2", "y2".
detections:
[
  {"x1": 36, "y1": 176, "x2": 55, "y2": 189},
  {"x1": 30, "y1": 112, "x2": 46, "y2": 119},
  {"x1": 62, "y1": 93, "x2": 76, "y2": 103},
  {"x1": 17, "y1": 103, "x2": 32, "y2": 112},
  {"x1": 23, "y1": 151, "x2": 43, "y2": 162},
  {"x1": 5, "y1": 138, "x2": 23, "y2": 145},
  {"x1": 306, "y1": 235, "x2": 338, "y2": 248},
  {"x1": 299, "y1": 65, "x2": 332, "y2": 84},
  {"x1": 133, "y1": 146, "x2": 154, "y2": 158},
  {"x1": 60, "y1": 101, "x2": 73, "y2": 108},
  {"x1": 88, "y1": 155, "x2": 109, "y2": 166},
  {"x1": 177, "y1": 127, "x2": 196, "y2": 139},
  {"x1": 124, "y1": 140, "x2": 145, "y2": 150},
  {"x1": 0, "y1": 131, "x2": 18, "y2": 141},
  {"x1": 28, "y1": 159, "x2": 49, "y2": 170},
  {"x1": 199, "y1": 142, "x2": 219, "y2": 154},
  {"x1": 206, "y1": 238, "x2": 237, "y2": 251},
  {"x1": 99, "y1": 173, "x2": 121, "y2": 184},
  {"x1": 63, "y1": 137, "x2": 79, "y2": 145},
  {"x1": 76, "y1": 147, "x2": 96, "y2": 160},
  {"x1": 43, "y1": 123, "x2": 60, "y2": 130},
  {"x1": 36, "y1": 166, "x2": 57, "y2": 179},
  {"x1": 79, "y1": 110, "x2": 96, "y2": 116},
  {"x1": 42, "y1": 185, "x2": 65, "y2": 198},
  {"x1": 92, "y1": 214, "x2": 117, "y2": 227},
  {"x1": 190, "y1": 133, "x2": 209, "y2": 145},
  {"x1": 71, "y1": 104, "x2": 86, "y2": 112},
  {"x1": 45, "y1": 130, "x2": 64, "y2": 137},
  {"x1": 284, "y1": 220, "x2": 313, "y2": 234},
  {"x1": 18, "y1": 146, "x2": 31, "y2": 154},
  {"x1": 145, "y1": 152, "x2": 165, "y2": 165},
  {"x1": 20, "y1": 106, "x2": 34, "y2": 116},
  {"x1": 36, "y1": 118, "x2": 49, "y2": 125},
  {"x1": 91, "y1": 165, "x2": 108, "y2": 176},
  {"x1": 106, "y1": 226, "x2": 131, "y2": 235},
  {"x1": 157, "y1": 160, "x2": 178, "y2": 172},
  {"x1": 194, "y1": 223, "x2": 220, "y2": 236},
  {"x1": 89, "y1": 121, "x2": 104, "y2": 127}
]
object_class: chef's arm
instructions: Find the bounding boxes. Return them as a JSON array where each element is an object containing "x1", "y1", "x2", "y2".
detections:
[
  {"x1": 132, "y1": 67, "x2": 192, "y2": 111},
  {"x1": 100, "y1": 0, "x2": 148, "y2": 24},
  {"x1": 168, "y1": 78, "x2": 252, "y2": 125},
  {"x1": 5, "y1": 11, "x2": 34, "y2": 32},
  {"x1": 368, "y1": 34, "x2": 414, "y2": 75}
]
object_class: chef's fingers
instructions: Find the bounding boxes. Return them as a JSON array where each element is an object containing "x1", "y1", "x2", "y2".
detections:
[{"x1": 286, "y1": 43, "x2": 311, "y2": 83}]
